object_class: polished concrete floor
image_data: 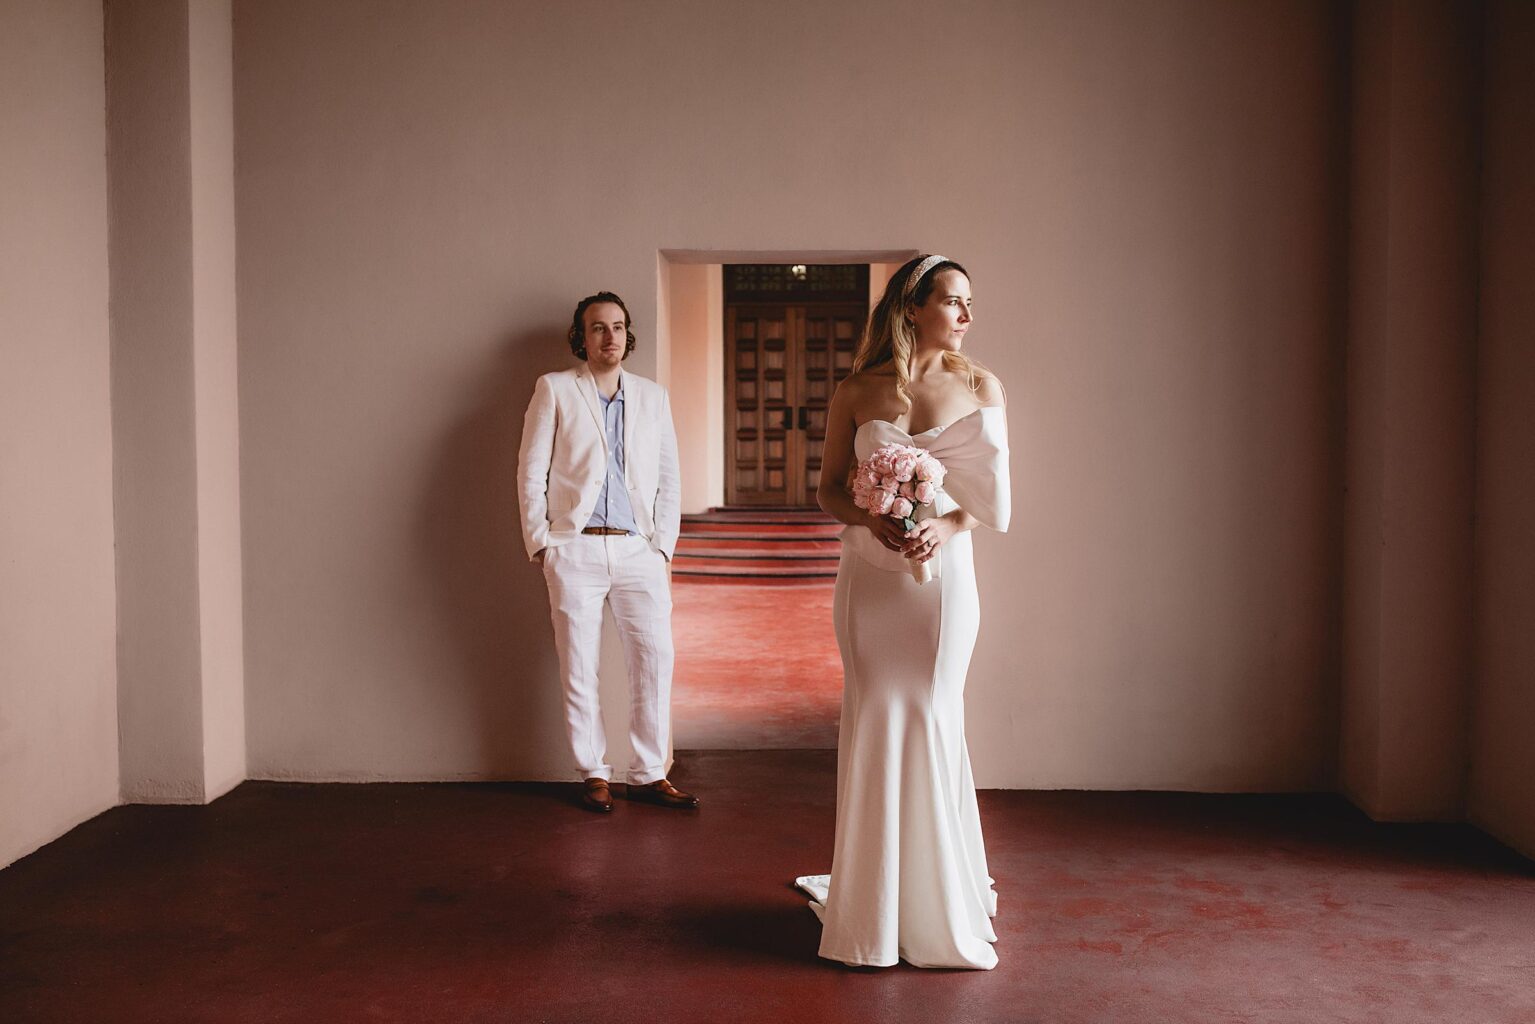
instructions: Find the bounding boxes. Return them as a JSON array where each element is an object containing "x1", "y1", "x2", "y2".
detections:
[
  {"x1": 2, "y1": 749, "x2": 1532, "y2": 1024},
  {"x1": 671, "y1": 581, "x2": 842, "y2": 749}
]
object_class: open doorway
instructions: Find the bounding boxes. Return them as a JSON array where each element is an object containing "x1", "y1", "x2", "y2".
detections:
[
  {"x1": 657, "y1": 252, "x2": 913, "y2": 749},
  {"x1": 722, "y1": 263, "x2": 867, "y2": 506}
]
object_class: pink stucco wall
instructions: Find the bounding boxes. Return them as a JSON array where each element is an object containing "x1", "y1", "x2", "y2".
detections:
[
  {"x1": 233, "y1": 0, "x2": 1345, "y2": 790},
  {"x1": 0, "y1": 0, "x2": 120, "y2": 865}
]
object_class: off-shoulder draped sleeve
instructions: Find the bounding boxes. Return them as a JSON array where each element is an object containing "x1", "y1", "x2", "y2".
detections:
[
  {"x1": 925, "y1": 405, "x2": 1010, "y2": 533},
  {"x1": 842, "y1": 405, "x2": 1010, "y2": 577}
]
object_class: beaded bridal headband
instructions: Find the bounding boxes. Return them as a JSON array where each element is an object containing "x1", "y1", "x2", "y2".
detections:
[{"x1": 902, "y1": 254, "x2": 951, "y2": 301}]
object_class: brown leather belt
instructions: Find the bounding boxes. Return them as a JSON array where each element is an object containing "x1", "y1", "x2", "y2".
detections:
[{"x1": 581, "y1": 526, "x2": 631, "y2": 536}]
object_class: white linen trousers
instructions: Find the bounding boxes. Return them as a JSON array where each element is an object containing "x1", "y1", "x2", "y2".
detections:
[{"x1": 541, "y1": 532, "x2": 674, "y2": 784}]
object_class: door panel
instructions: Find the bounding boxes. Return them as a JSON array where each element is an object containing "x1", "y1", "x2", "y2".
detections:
[
  {"x1": 796, "y1": 306, "x2": 862, "y2": 498},
  {"x1": 726, "y1": 306, "x2": 795, "y2": 505},
  {"x1": 726, "y1": 302, "x2": 864, "y2": 506}
]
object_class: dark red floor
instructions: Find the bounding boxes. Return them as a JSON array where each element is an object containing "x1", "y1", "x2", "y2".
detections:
[
  {"x1": 3, "y1": 750, "x2": 1532, "y2": 1024},
  {"x1": 671, "y1": 581, "x2": 842, "y2": 749}
]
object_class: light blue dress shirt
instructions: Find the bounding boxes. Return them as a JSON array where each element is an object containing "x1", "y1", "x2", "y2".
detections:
[{"x1": 585, "y1": 375, "x2": 638, "y2": 533}]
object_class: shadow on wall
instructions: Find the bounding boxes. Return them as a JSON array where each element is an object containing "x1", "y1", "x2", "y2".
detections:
[{"x1": 416, "y1": 329, "x2": 567, "y2": 778}]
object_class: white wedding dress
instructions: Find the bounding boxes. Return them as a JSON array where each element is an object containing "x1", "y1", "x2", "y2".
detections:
[{"x1": 796, "y1": 405, "x2": 1011, "y2": 970}]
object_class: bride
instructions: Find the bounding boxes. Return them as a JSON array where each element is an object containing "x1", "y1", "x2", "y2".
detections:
[{"x1": 795, "y1": 254, "x2": 1010, "y2": 970}]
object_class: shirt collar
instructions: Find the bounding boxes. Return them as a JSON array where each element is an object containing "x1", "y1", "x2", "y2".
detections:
[{"x1": 600, "y1": 371, "x2": 625, "y2": 404}]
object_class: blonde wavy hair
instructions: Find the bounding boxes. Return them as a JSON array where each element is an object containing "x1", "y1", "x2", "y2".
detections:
[{"x1": 852, "y1": 255, "x2": 992, "y2": 407}]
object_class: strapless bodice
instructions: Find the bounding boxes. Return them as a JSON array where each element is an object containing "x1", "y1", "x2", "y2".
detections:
[{"x1": 843, "y1": 406, "x2": 1011, "y2": 575}]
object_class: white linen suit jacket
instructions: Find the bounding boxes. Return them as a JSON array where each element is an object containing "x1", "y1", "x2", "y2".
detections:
[{"x1": 516, "y1": 365, "x2": 681, "y2": 562}]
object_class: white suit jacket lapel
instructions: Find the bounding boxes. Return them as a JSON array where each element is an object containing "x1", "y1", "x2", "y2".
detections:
[{"x1": 573, "y1": 366, "x2": 608, "y2": 451}]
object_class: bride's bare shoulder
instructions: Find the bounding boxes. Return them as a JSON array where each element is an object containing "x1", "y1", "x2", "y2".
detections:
[
  {"x1": 974, "y1": 372, "x2": 1007, "y2": 409},
  {"x1": 833, "y1": 368, "x2": 895, "y2": 404},
  {"x1": 840, "y1": 366, "x2": 895, "y2": 388}
]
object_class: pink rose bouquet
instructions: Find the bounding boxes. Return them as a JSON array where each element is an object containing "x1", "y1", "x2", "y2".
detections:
[{"x1": 851, "y1": 442, "x2": 947, "y2": 584}]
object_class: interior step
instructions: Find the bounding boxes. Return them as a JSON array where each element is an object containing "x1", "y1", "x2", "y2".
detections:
[
  {"x1": 682, "y1": 507, "x2": 831, "y2": 516},
  {"x1": 671, "y1": 574, "x2": 833, "y2": 587},
  {"x1": 674, "y1": 508, "x2": 842, "y2": 582},
  {"x1": 678, "y1": 537, "x2": 841, "y2": 552},
  {"x1": 680, "y1": 521, "x2": 843, "y2": 537},
  {"x1": 673, "y1": 555, "x2": 839, "y2": 572},
  {"x1": 673, "y1": 565, "x2": 837, "y2": 579},
  {"x1": 681, "y1": 507, "x2": 838, "y2": 526}
]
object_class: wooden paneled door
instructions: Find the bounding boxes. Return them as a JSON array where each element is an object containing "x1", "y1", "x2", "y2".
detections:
[{"x1": 726, "y1": 303, "x2": 863, "y2": 506}]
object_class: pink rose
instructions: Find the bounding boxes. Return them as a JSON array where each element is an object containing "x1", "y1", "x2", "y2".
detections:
[
  {"x1": 898, "y1": 480, "x2": 916, "y2": 499},
  {"x1": 891, "y1": 451, "x2": 919, "y2": 482},
  {"x1": 915, "y1": 480, "x2": 936, "y2": 504},
  {"x1": 872, "y1": 489, "x2": 895, "y2": 516},
  {"x1": 892, "y1": 497, "x2": 914, "y2": 519},
  {"x1": 879, "y1": 475, "x2": 898, "y2": 494}
]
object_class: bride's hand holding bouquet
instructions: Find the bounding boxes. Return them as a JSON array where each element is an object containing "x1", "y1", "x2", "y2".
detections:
[
  {"x1": 902, "y1": 510, "x2": 960, "y2": 566},
  {"x1": 851, "y1": 442, "x2": 948, "y2": 584}
]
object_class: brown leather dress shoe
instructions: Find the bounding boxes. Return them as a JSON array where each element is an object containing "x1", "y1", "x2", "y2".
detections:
[
  {"x1": 626, "y1": 779, "x2": 699, "y2": 808},
  {"x1": 581, "y1": 778, "x2": 613, "y2": 813}
]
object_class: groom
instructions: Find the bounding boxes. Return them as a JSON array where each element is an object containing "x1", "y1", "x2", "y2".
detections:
[{"x1": 516, "y1": 291, "x2": 698, "y2": 812}]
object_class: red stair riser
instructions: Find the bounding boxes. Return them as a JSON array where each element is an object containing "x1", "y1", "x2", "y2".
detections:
[
  {"x1": 674, "y1": 558, "x2": 838, "y2": 573},
  {"x1": 672, "y1": 575, "x2": 832, "y2": 587},
  {"x1": 675, "y1": 542, "x2": 840, "y2": 556},
  {"x1": 681, "y1": 522, "x2": 841, "y2": 536}
]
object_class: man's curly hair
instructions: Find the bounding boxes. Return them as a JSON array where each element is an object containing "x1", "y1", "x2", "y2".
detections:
[{"x1": 568, "y1": 291, "x2": 637, "y2": 361}]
